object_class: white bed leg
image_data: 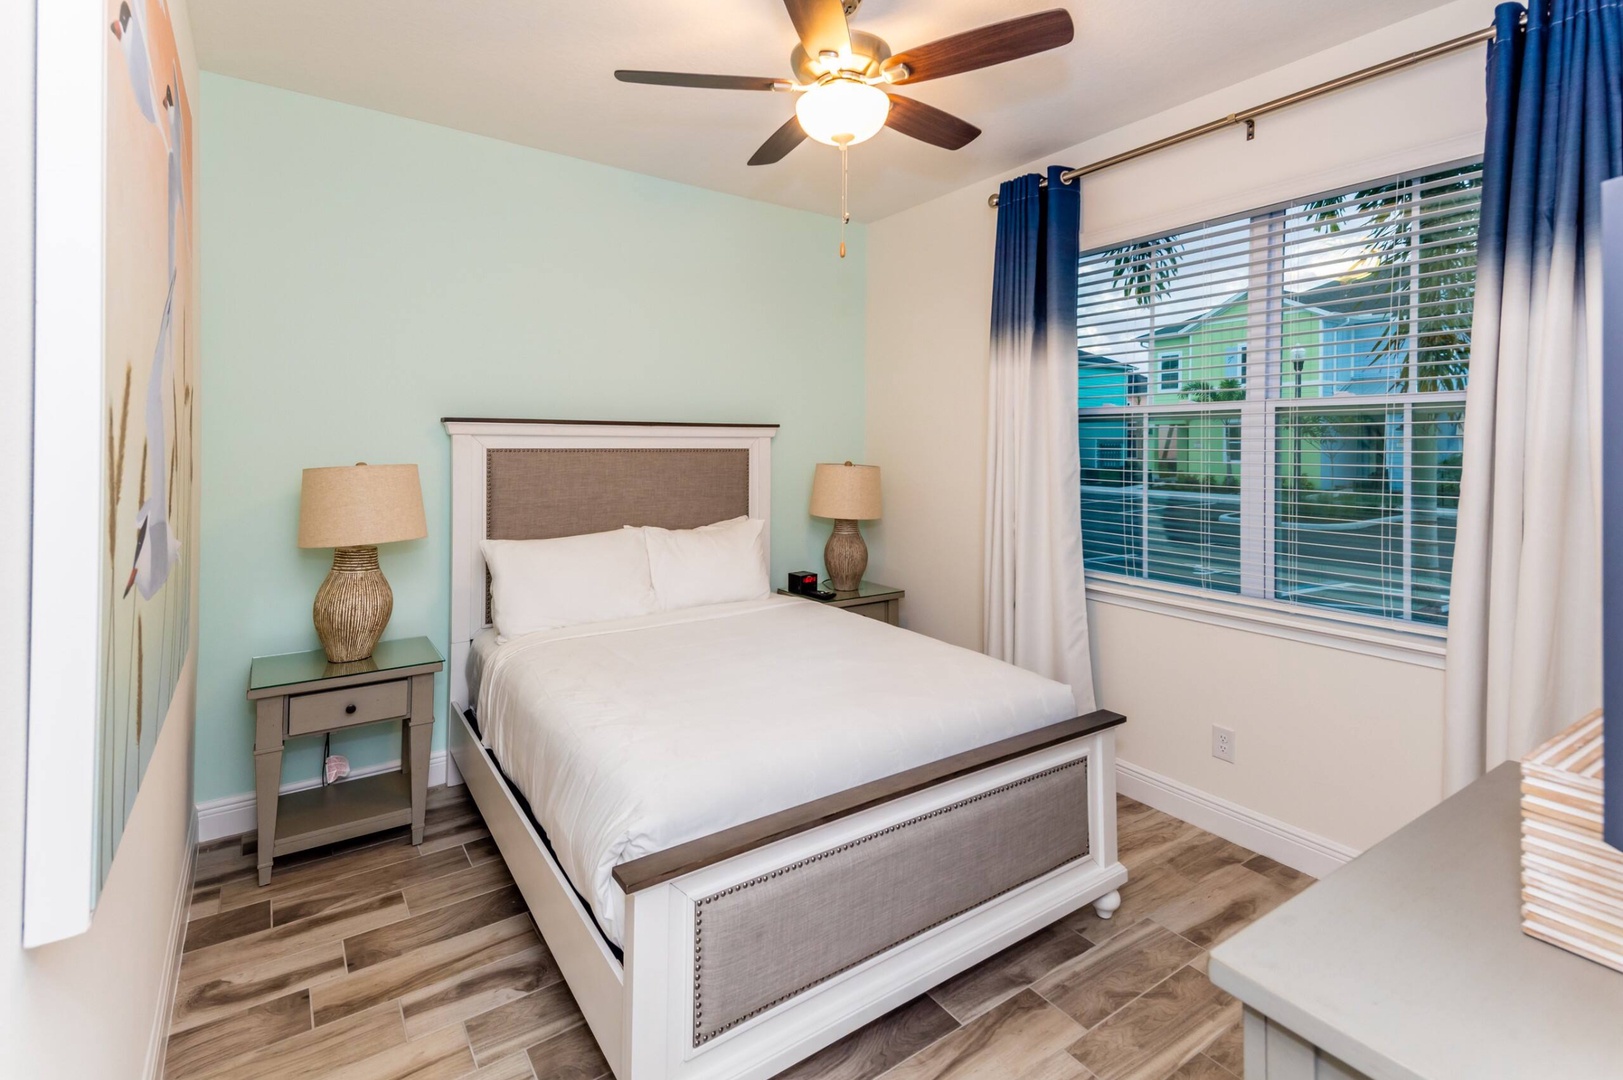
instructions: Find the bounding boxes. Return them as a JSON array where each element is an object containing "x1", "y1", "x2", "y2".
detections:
[{"x1": 1092, "y1": 889, "x2": 1122, "y2": 920}]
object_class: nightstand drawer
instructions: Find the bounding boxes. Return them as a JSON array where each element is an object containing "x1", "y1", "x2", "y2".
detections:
[{"x1": 287, "y1": 680, "x2": 409, "y2": 737}]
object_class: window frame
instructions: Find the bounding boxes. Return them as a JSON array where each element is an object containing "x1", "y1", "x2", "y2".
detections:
[
  {"x1": 1076, "y1": 160, "x2": 1478, "y2": 663},
  {"x1": 1157, "y1": 351, "x2": 1182, "y2": 391},
  {"x1": 1223, "y1": 417, "x2": 1242, "y2": 465},
  {"x1": 1225, "y1": 343, "x2": 1248, "y2": 384}
]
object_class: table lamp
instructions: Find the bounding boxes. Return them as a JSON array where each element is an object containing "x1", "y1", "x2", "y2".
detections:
[
  {"x1": 298, "y1": 463, "x2": 427, "y2": 662},
  {"x1": 809, "y1": 461, "x2": 882, "y2": 593}
]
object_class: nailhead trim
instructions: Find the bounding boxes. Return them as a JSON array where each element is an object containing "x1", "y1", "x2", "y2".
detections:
[{"x1": 691, "y1": 757, "x2": 1089, "y2": 1046}]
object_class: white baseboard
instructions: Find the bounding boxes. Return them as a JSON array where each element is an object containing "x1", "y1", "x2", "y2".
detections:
[
  {"x1": 1115, "y1": 759, "x2": 1359, "y2": 880},
  {"x1": 196, "y1": 750, "x2": 452, "y2": 843},
  {"x1": 145, "y1": 809, "x2": 197, "y2": 1080},
  {"x1": 200, "y1": 752, "x2": 1351, "y2": 875}
]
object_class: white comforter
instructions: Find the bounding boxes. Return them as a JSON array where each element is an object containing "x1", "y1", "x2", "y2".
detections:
[{"x1": 476, "y1": 595, "x2": 1077, "y2": 946}]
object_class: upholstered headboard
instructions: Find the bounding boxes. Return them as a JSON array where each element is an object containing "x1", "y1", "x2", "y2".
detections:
[
  {"x1": 443, "y1": 419, "x2": 778, "y2": 711},
  {"x1": 486, "y1": 447, "x2": 752, "y2": 542}
]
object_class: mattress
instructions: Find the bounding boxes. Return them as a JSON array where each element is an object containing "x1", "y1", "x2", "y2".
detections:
[
  {"x1": 475, "y1": 595, "x2": 1078, "y2": 946},
  {"x1": 470, "y1": 626, "x2": 502, "y2": 701}
]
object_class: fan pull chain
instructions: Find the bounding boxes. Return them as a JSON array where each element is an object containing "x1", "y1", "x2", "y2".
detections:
[{"x1": 839, "y1": 140, "x2": 849, "y2": 259}]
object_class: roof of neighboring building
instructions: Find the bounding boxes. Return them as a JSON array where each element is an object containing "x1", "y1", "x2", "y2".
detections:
[
  {"x1": 1291, "y1": 267, "x2": 1403, "y2": 318},
  {"x1": 1140, "y1": 291, "x2": 1249, "y2": 339},
  {"x1": 1077, "y1": 348, "x2": 1136, "y2": 372},
  {"x1": 1137, "y1": 276, "x2": 1393, "y2": 342}
]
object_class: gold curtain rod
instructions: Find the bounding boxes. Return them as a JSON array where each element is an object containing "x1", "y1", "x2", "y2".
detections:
[{"x1": 987, "y1": 23, "x2": 1499, "y2": 208}]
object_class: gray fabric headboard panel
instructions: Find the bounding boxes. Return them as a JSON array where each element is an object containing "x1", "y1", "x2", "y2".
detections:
[
  {"x1": 484, "y1": 447, "x2": 752, "y2": 621},
  {"x1": 486, "y1": 447, "x2": 751, "y2": 540}
]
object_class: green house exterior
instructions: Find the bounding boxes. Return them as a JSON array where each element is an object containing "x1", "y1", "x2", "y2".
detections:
[
  {"x1": 1139, "y1": 289, "x2": 1399, "y2": 487},
  {"x1": 1146, "y1": 291, "x2": 1348, "y2": 404}
]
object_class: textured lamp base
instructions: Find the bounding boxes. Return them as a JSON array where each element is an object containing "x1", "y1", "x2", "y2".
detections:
[
  {"x1": 313, "y1": 545, "x2": 393, "y2": 663},
  {"x1": 824, "y1": 519, "x2": 868, "y2": 593}
]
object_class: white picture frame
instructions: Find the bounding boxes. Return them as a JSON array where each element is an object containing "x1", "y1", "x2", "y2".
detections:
[
  {"x1": 25, "y1": 0, "x2": 108, "y2": 948},
  {"x1": 27, "y1": 0, "x2": 200, "y2": 947}
]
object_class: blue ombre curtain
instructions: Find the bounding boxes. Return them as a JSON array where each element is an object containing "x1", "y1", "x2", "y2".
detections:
[
  {"x1": 1444, "y1": 0, "x2": 1623, "y2": 791},
  {"x1": 984, "y1": 166, "x2": 1095, "y2": 713}
]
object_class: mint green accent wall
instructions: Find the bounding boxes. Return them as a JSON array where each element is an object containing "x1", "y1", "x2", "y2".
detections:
[{"x1": 197, "y1": 74, "x2": 867, "y2": 804}]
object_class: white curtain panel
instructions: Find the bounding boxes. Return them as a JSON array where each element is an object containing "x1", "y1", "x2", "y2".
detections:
[
  {"x1": 984, "y1": 169, "x2": 1096, "y2": 715},
  {"x1": 1443, "y1": 1, "x2": 1618, "y2": 791}
]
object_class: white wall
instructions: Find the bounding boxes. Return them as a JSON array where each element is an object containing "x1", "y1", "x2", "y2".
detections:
[
  {"x1": 0, "y1": 3, "x2": 202, "y2": 1076},
  {"x1": 865, "y1": 0, "x2": 1497, "y2": 853}
]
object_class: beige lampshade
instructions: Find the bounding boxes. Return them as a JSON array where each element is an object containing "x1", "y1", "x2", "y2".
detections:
[
  {"x1": 809, "y1": 461, "x2": 882, "y2": 520},
  {"x1": 298, "y1": 463, "x2": 427, "y2": 549}
]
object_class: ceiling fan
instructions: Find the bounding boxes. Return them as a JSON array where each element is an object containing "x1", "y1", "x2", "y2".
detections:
[
  {"x1": 615, "y1": 0, "x2": 1075, "y2": 251},
  {"x1": 615, "y1": 1, "x2": 1075, "y2": 164}
]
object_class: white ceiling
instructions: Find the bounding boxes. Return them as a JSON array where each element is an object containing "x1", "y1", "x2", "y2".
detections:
[{"x1": 189, "y1": 0, "x2": 1460, "y2": 222}]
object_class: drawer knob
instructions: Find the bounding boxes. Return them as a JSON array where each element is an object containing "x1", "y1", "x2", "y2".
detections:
[{"x1": 344, "y1": 704, "x2": 357, "y2": 715}]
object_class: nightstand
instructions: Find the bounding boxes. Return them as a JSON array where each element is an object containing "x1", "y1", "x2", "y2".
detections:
[
  {"x1": 778, "y1": 580, "x2": 905, "y2": 625},
  {"x1": 245, "y1": 636, "x2": 443, "y2": 885}
]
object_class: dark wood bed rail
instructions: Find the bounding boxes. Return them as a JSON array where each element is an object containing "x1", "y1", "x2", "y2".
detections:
[{"x1": 612, "y1": 709, "x2": 1126, "y2": 894}]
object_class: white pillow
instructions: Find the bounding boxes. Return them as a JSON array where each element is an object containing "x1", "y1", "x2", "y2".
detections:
[
  {"x1": 481, "y1": 529, "x2": 657, "y2": 640},
  {"x1": 640, "y1": 516, "x2": 769, "y2": 611}
]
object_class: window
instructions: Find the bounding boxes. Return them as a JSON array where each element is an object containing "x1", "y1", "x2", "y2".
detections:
[
  {"x1": 1158, "y1": 352, "x2": 1181, "y2": 391},
  {"x1": 1076, "y1": 163, "x2": 1480, "y2": 629},
  {"x1": 1225, "y1": 343, "x2": 1248, "y2": 383}
]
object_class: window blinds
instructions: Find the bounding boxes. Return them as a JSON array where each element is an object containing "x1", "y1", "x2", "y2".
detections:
[{"x1": 1076, "y1": 163, "x2": 1481, "y2": 628}]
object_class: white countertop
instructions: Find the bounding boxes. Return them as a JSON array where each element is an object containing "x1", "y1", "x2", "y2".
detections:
[{"x1": 1209, "y1": 763, "x2": 1623, "y2": 1080}]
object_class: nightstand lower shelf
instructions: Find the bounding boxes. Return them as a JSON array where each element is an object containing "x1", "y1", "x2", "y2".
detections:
[{"x1": 272, "y1": 771, "x2": 413, "y2": 858}]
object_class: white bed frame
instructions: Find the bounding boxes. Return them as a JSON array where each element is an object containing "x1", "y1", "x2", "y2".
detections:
[{"x1": 444, "y1": 419, "x2": 1127, "y2": 1080}]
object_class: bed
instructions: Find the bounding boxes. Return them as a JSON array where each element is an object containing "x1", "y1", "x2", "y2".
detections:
[{"x1": 443, "y1": 419, "x2": 1128, "y2": 1080}]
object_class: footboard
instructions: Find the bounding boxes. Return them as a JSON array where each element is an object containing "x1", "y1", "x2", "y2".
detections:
[
  {"x1": 694, "y1": 757, "x2": 1089, "y2": 1044},
  {"x1": 617, "y1": 712, "x2": 1127, "y2": 1080}
]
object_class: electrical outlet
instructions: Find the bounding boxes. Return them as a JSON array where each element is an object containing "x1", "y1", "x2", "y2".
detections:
[{"x1": 1212, "y1": 725, "x2": 1236, "y2": 764}]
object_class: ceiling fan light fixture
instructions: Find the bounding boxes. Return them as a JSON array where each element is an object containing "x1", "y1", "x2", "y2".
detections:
[{"x1": 794, "y1": 77, "x2": 890, "y2": 147}]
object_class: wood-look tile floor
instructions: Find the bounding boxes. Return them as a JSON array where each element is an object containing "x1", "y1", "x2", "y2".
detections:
[{"x1": 167, "y1": 787, "x2": 1312, "y2": 1080}]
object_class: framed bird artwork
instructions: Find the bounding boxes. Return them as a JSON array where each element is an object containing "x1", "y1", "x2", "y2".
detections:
[{"x1": 24, "y1": 0, "x2": 198, "y2": 945}]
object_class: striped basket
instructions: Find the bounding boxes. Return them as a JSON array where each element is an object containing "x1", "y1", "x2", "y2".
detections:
[{"x1": 1521, "y1": 710, "x2": 1623, "y2": 973}]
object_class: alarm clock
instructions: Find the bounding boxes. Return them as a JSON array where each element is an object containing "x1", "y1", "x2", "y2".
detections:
[{"x1": 787, "y1": 571, "x2": 836, "y2": 601}]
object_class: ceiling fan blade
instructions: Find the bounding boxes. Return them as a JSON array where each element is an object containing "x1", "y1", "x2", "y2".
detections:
[
  {"x1": 615, "y1": 70, "x2": 786, "y2": 91},
  {"x1": 782, "y1": 0, "x2": 852, "y2": 61},
  {"x1": 885, "y1": 9, "x2": 1074, "y2": 85},
  {"x1": 885, "y1": 94, "x2": 981, "y2": 150},
  {"x1": 748, "y1": 115, "x2": 808, "y2": 166}
]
